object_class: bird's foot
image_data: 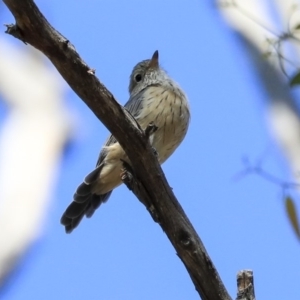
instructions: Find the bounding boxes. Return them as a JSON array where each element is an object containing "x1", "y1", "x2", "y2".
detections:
[
  {"x1": 120, "y1": 160, "x2": 135, "y2": 191},
  {"x1": 144, "y1": 122, "x2": 158, "y2": 157},
  {"x1": 144, "y1": 122, "x2": 158, "y2": 139}
]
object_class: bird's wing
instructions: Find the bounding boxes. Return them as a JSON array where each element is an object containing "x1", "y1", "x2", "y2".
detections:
[{"x1": 95, "y1": 87, "x2": 148, "y2": 166}]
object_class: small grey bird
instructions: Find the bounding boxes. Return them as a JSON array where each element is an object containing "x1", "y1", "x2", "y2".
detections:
[{"x1": 61, "y1": 51, "x2": 190, "y2": 233}]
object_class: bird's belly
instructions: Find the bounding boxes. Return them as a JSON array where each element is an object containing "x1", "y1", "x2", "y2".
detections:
[
  {"x1": 152, "y1": 113, "x2": 189, "y2": 163},
  {"x1": 137, "y1": 88, "x2": 189, "y2": 163},
  {"x1": 92, "y1": 143, "x2": 126, "y2": 194}
]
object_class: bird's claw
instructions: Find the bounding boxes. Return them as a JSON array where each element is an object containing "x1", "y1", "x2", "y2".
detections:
[{"x1": 144, "y1": 122, "x2": 158, "y2": 139}]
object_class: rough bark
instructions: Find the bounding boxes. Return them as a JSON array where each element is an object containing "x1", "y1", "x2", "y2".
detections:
[
  {"x1": 236, "y1": 270, "x2": 255, "y2": 300},
  {"x1": 3, "y1": 1, "x2": 232, "y2": 299}
]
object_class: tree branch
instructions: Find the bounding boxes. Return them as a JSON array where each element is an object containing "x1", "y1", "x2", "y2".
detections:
[
  {"x1": 236, "y1": 270, "x2": 255, "y2": 300},
  {"x1": 2, "y1": 1, "x2": 231, "y2": 299}
]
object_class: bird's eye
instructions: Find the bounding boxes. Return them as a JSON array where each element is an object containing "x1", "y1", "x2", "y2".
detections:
[{"x1": 135, "y1": 74, "x2": 142, "y2": 82}]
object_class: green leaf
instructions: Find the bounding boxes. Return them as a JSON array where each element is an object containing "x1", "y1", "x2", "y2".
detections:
[
  {"x1": 285, "y1": 196, "x2": 300, "y2": 240},
  {"x1": 290, "y1": 72, "x2": 300, "y2": 87},
  {"x1": 294, "y1": 24, "x2": 300, "y2": 30}
]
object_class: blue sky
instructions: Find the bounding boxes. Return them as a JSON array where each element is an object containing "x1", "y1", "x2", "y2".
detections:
[{"x1": 1, "y1": 0, "x2": 300, "y2": 299}]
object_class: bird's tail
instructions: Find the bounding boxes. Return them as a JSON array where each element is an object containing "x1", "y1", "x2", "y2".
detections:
[{"x1": 60, "y1": 165, "x2": 112, "y2": 233}]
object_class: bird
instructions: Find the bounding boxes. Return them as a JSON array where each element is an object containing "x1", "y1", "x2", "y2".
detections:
[{"x1": 61, "y1": 50, "x2": 190, "y2": 233}]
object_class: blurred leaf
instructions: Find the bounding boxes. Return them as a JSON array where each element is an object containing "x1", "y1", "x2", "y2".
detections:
[
  {"x1": 290, "y1": 72, "x2": 300, "y2": 87},
  {"x1": 285, "y1": 196, "x2": 300, "y2": 240},
  {"x1": 294, "y1": 24, "x2": 300, "y2": 30}
]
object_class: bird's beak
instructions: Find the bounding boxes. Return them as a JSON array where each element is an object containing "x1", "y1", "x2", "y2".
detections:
[{"x1": 149, "y1": 50, "x2": 159, "y2": 68}]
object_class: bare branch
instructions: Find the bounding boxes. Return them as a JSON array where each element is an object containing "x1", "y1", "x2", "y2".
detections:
[
  {"x1": 236, "y1": 270, "x2": 256, "y2": 300},
  {"x1": 2, "y1": 1, "x2": 231, "y2": 299}
]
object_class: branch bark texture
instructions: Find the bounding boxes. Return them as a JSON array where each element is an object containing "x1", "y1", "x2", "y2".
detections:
[
  {"x1": 236, "y1": 270, "x2": 255, "y2": 300},
  {"x1": 3, "y1": 1, "x2": 231, "y2": 299}
]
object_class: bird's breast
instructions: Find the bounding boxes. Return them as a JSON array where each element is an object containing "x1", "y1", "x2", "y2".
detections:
[{"x1": 137, "y1": 85, "x2": 190, "y2": 163}]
